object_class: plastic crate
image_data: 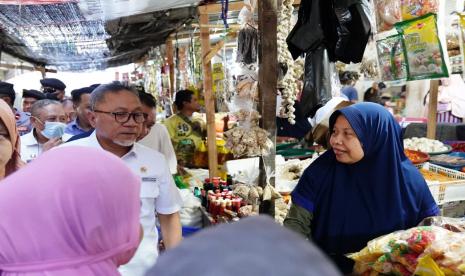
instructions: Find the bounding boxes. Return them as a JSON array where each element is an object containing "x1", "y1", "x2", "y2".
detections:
[{"x1": 417, "y1": 163, "x2": 465, "y2": 206}]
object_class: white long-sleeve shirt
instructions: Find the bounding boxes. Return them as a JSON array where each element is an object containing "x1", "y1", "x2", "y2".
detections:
[{"x1": 139, "y1": 123, "x2": 178, "y2": 174}]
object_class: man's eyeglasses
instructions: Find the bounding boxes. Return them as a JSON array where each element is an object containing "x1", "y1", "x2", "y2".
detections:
[{"x1": 93, "y1": 110, "x2": 148, "y2": 123}]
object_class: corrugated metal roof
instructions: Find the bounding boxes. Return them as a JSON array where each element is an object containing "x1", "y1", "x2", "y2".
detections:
[{"x1": 0, "y1": 0, "x2": 200, "y2": 71}]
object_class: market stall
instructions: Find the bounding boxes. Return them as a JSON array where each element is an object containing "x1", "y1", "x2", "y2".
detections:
[{"x1": 2, "y1": 2, "x2": 465, "y2": 272}]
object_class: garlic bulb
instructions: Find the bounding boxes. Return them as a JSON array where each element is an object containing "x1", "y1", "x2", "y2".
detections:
[
  {"x1": 224, "y1": 126, "x2": 273, "y2": 157},
  {"x1": 277, "y1": 0, "x2": 303, "y2": 124},
  {"x1": 404, "y1": 137, "x2": 448, "y2": 153}
]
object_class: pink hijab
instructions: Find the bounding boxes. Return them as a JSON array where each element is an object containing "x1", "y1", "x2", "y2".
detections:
[
  {"x1": 0, "y1": 146, "x2": 141, "y2": 275},
  {"x1": 0, "y1": 99, "x2": 23, "y2": 177}
]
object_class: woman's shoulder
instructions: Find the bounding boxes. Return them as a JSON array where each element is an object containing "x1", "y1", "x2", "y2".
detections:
[
  {"x1": 300, "y1": 152, "x2": 335, "y2": 182},
  {"x1": 401, "y1": 161, "x2": 429, "y2": 191}
]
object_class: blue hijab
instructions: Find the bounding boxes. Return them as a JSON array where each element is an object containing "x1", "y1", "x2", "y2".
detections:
[{"x1": 291, "y1": 103, "x2": 439, "y2": 273}]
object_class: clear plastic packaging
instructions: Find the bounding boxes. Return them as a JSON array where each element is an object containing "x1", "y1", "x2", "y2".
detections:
[
  {"x1": 376, "y1": 34, "x2": 407, "y2": 81},
  {"x1": 419, "y1": 216, "x2": 465, "y2": 233},
  {"x1": 348, "y1": 226, "x2": 465, "y2": 276},
  {"x1": 224, "y1": 126, "x2": 273, "y2": 158},
  {"x1": 374, "y1": 0, "x2": 402, "y2": 32}
]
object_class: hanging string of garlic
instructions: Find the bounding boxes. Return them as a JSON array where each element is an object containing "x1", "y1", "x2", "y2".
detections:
[{"x1": 277, "y1": 0, "x2": 303, "y2": 125}]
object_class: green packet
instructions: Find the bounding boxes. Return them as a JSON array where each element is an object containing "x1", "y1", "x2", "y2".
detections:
[
  {"x1": 395, "y1": 13, "x2": 449, "y2": 81},
  {"x1": 376, "y1": 34, "x2": 407, "y2": 81}
]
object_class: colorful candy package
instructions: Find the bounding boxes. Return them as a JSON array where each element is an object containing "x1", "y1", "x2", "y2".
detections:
[
  {"x1": 376, "y1": 34, "x2": 407, "y2": 81},
  {"x1": 374, "y1": 0, "x2": 402, "y2": 32},
  {"x1": 395, "y1": 13, "x2": 448, "y2": 81},
  {"x1": 348, "y1": 226, "x2": 465, "y2": 276},
  {"x1": 401, "y1": 0, "x2": 439, "y2": 21}
]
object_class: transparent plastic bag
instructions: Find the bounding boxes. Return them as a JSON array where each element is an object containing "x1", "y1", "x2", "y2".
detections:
[
  {"x1": 374, "y1": 0, "x2": 401, "y2": 32},
  {"x1": 349, "y1": 226, "x2": 465, "y2": 276},
  {"x1": 419, "y1": 216, "x2": 465, "y2": 233},
  {"x1": 224, "y1": 126, "x2": 273, "y2": 158},
  {"x1": 376, "y1": 34, "x2": 407, "y2": 81}
]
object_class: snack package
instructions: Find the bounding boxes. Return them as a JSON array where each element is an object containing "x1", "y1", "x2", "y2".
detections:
[
  {"x1": 401, "y1": 0, "x2": 439, "y2": 21},
  {"x1": 349, "y1": 226, "x2": 465, "y2": 276},
  {"x1": 374, "y1": 0, "x2": 401, "y2": 32},
  {"x1": 395, "y1": 13, "x2": 449, "y2": 81},
  {"x1": 376, "y1": 34, "x2": 407, "y2": 81},
  {"x1": 418, "y1": 231, "x2": 465, "y2": 275}
]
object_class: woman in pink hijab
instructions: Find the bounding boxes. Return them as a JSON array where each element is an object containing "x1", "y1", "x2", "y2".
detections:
[
  {"x1": 0, "y1": 146, "x2": 141, "y2": 275},
  {"x1": 0, "y1": 99, "x2": 23, "y2": 179}
]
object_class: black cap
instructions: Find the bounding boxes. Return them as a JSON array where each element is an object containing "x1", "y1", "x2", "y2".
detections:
[
  {"x1": 0, "y1": 81, "x2": 16, "y2": 102},
  {"x1": 71, "y1": 86, "x2": 94, "y2": 103},
  {"x1": 378, "y1": 82, "x2": 387, "y2": 90},
  {"x1": 89, "y1": 83, "x2": 100, "y2": 90},
  {"x1": 22, "y1": 89, "x2": 46, "y2": 100},
  {"x1": 40, "y1": 78, "x2": 66, "y2": 90}
]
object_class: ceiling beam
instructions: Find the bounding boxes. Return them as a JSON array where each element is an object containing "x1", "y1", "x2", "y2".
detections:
[{"x1": 0, "y1": 63, "x2": 56, "y2": 73}]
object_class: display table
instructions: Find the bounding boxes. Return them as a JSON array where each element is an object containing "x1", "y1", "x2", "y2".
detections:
[{"x1": 403, "y1": 123, "x2": 465, "y2": 141}]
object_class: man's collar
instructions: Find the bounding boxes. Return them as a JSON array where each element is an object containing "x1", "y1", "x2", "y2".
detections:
[
  {"x1": 90, "y1": 131, "x2": 138, "y2": 158},
  {"x1": 69, "y1": 118, "x2": 84, "y2": 131},
  {"x1": 21, "y1": 129, "x2": 39, "y2": 146}
]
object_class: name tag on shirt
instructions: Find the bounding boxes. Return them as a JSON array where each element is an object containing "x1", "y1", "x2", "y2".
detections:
[{"x1": 142, "y1": 177, "x2": 157, "y2": 182}]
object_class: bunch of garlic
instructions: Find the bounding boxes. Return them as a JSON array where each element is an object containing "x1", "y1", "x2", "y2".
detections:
[
  {"x1": 233, "y1": 109, "x2": 261, "y2": 125},
  {"x1": 236, "y1": 78, "x2": 258, "y2": 100},
  {"x1": 275, "y1": 198, "x2": 290, "y2": 225},
  {"x1": 224, "y1": 126, "x2": 274, "y2": 157},
  {"x1": 277, "y1": 0, "x2": 303, "y2": 124},
  {"x1": 233, "y1": 184, "x2": 264, "y2": 205}
]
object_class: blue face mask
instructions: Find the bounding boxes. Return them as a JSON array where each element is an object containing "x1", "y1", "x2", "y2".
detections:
[{"x1": 41, "y1": 121, "x2": 67, "y2": 139}]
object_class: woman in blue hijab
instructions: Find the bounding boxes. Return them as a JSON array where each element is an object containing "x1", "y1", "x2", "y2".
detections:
[{"x1": 284, "y1": 102, "x2": 439, "y2": 274}]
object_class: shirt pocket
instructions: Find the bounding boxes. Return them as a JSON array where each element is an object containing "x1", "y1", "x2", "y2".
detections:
[{"x1": 140, "y1": 176, "x2": 160, "y2": 199}]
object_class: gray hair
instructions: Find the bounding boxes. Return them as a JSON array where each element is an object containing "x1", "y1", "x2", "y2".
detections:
[
  {"x1": 31, "y1": 99, "x2": 62, "y2": 118},
  {"x1": 90, "y1": 82, "x2": 139, "y2": 110}
]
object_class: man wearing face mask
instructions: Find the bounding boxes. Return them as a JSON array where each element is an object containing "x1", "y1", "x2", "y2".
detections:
[{"x1": 20, "y1": 99, "x2": 71, "y2": 163}]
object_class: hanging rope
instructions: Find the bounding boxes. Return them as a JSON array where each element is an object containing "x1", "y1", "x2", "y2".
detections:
[{"x1": 220, "y1": 0, "x2": 229, "y2": 28}]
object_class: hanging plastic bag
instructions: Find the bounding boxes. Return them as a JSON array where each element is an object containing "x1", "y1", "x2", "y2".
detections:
[
  {"x1": 374, "y1": 0, "x2": 401, "y2": 32},
  {"x1": 376, "y1": 34, "x2": 407, "y2": 81},
  {"x1": 300, "y1": 46, "x2": 333, "y2": 118},
  {"x1": 401, "y1": 0, "x2": 439, "y2": 21},
  {"x1": 236, "y1": 1, "x2": 258, "y2": 65},
  {"x1": 395, "y1": 13, "x2": 448, "y2": 81}
]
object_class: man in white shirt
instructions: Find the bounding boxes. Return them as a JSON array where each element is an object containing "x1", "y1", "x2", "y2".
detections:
[
  {"x1": 20, "y1": 99, "x2": 70, "y2": 163},
  {"x1": 137, "y1": 91, "x2": 177, "y2": 174},
  {"x1": 63, "y1": 82, "x2": 182, "y2": 276}
]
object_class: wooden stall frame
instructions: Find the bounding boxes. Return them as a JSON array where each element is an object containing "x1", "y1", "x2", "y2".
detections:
[
  {"x1": 196, "y1": 1, "x2": 249, "y2": 178},
  {"x1": 166, "y1": 38, "x2": 175, "y2": 102},
  {"x1": 198, "y1": 9, "x2": 219, "y2": 178},
  {"x1": 257, "y1": 0, "x2": 278, "y2": 216},
  {"x1": 426, "y1": 79, "x2": 439, "y2": 139},
  {"x1": 0, "y1": 63, "x2": 56, "y2": 75}
]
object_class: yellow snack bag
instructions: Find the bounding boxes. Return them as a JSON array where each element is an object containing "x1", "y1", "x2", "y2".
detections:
[
  {"x1": 415, "y1": 255, "x2": 445, "y2": 276},
  {"x1": 401, "y1": 0, "x2": 439, "y2": 21}
]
